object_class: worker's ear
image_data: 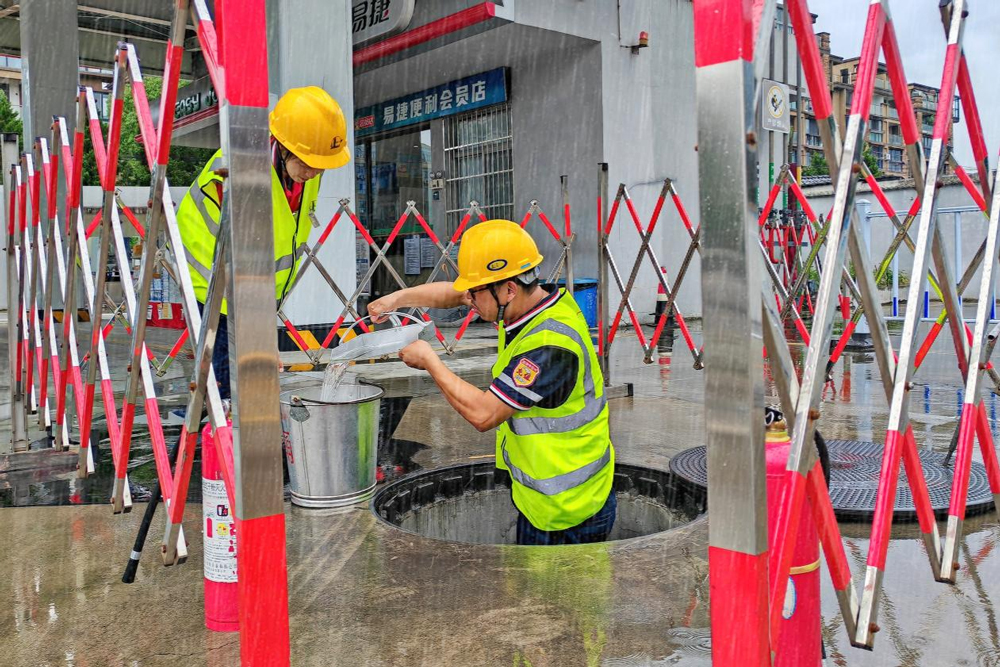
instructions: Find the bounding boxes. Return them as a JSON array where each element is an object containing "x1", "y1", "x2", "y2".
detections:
[{"x1": 504, "y1": 280, "x2": 518, "y2": 301}]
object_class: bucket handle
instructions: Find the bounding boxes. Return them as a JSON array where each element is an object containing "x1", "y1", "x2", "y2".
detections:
[{"x1": 353, "y1": 310, "x2": 427, "y2": 332}]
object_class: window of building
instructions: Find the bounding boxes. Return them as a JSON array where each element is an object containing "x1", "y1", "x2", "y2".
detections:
[
  {"x1": 889, "y1": 148, "x2": 903, "y2": 162},
  {"x1": 869, "y1": 131, "x2": 883, "y2": 143},
  {"x1": 0, "y1": 54, "x2": 21, "y2": 70},
  {"x1": 922, "y1": 135, "x2": 934, "y2": 153},
  {"x1": 353, "y1": 125, "x2": 434, "y2": 296},
  {"x1": 806, "y1": 118, "x2": 821, "y2": 148},
  {"x1": 444, "y1": 102, "x2": 514, "y2": 238},
  {"x1": 355, "y1": 126, "x2": 433, "y2": 238},
  {"x1": 840, "y1": 70, "x2": 849, "y2": 84},
  {"x1": 92, "y1": 91, "x2": 110, "y2": 121}
]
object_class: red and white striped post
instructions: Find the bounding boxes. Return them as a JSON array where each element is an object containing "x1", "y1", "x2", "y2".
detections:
[
  {"x1": 693, "y1": 2, "x2": 770, "y2": 665},
  {"x1": 214, "y1": 1, "x2": 291, "y2": 663}
]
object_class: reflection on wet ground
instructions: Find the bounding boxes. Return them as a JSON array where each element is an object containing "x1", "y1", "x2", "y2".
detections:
[
  {"x1": 0, "y1": 430, "x2": 186, "y2": 508},
  {"x1": 0, "y1": 319, "x2": 998, "y2": 665}
]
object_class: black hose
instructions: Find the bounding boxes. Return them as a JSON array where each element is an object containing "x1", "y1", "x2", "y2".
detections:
[
  {"x1": 944, "y1": 422, "x2": 961, "y2": 468},
  {"x1": 765, "y1": 405, "x2": 831, "y2": 486},
  {"x1": 815, "y1": 430, "x2": 831, "y2": 488},
  {"x1": 122, "y1": 431, "x2": 184, "y2": 584}
]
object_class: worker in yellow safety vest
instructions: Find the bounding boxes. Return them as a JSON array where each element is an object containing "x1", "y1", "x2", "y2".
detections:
[
  {"x1": 174, "y1": 86, "x2": 350, "y2": 401},
  {"x1": 368, "y1": 220, "x2": 616, "y2": 545}
]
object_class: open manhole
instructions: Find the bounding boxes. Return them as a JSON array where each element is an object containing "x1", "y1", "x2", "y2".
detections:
[
  {"x1": 669, "y1": 440, "x2": 995, "y2": 522},
  {"x1": 371, "y1": 462, "x2": 706, "y2": 545}
]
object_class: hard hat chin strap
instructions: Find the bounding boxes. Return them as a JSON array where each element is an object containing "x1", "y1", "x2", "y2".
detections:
[
  {"x1": 489, "y1": 283, "x2": 507, "y2": 326},
  {"x1": 272, "y1": 140, "x2": 294, "y2": 191}
]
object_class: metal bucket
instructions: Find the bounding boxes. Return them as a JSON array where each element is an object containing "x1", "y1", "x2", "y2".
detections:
[{"x1": 279, "y1": 382, "x2": 384, "y2": 508}]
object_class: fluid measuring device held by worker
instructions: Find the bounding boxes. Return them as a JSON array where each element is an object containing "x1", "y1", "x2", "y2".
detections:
[{"x1": 326, "y1": 311, "x2": 430, "y2": 363}]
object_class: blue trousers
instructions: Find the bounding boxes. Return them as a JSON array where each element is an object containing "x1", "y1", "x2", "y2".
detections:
[
  {"x1": 197, "y1": 304, "x2": 231, "y2": 401},
  {"x1": 516, "y1": 491, "x2": 617, "y2": 545}
]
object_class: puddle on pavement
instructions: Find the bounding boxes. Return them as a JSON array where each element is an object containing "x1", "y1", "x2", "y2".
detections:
[
  {"x1": 0, "y1": 426, "x2": 200, "y2": 507},
  {"x1": 372, "y1": 462, "x2": 706, "y2": 545},
  {"x1": 0, "y1": 403, "x2": 428, "y2": 508}
]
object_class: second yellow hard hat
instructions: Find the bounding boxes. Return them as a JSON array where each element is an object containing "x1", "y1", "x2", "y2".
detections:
[{"x1": 269, "y1": 86, "x2": 350, "y2": 170}]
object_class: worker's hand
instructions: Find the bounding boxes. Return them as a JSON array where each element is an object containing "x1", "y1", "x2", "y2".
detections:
[
  {"x1": 398, "y1": 340, "x2": 437, "y2": 371},
  {"x1": 368, "y1": 294, "x2": 398, "y2": 324}
]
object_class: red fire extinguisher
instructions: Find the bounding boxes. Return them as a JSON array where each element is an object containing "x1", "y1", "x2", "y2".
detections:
[
  {"x1": 766, "y1": 419, "x2": 822, "y2": 667},
  {"x1": 202, "y1": 422, "x2": 238, "y2": 632}
]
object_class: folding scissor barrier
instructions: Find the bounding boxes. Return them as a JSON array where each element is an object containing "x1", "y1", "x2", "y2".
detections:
[
  {"x1": 597, "y1": 178, "x2": 704, "y2": 380},
  {"x1": 5, "y1": 1, "x2": 292, "y2": 663},
  {"x1": 693, "y1": 1, "x2": 1000, "y2": 664}
]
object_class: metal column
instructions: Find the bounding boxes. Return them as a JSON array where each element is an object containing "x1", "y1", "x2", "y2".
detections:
[
  {"x1": 693, "y1": 3, "x2": 769, "y2": 665},
  {"x1": 215, "y1": 1, "x2": 291, "y2": 663},
  {"x1": 19, "y1": 0, "x2": 78, "y2": 224},
  {"x1": 267, "y1": 0, "x2": 357, "y2": 325}
]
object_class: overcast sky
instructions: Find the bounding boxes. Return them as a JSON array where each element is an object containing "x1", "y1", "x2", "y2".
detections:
[{"x1": 809, "y1": 0, "x2": 1000, "y2": 168}]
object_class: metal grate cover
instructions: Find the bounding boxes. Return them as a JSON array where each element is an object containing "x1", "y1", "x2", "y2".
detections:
[{"x1": 669, "y1": 440, "x2": 994, "y2": 522}]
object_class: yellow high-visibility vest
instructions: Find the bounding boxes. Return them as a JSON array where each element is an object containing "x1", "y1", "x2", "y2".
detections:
[
  {"x1": 492, "y1": 290, "x2": 614, "y2": 531},
  {"x1": 175, "y1": 149, "x2": 320, "y2": 314}
]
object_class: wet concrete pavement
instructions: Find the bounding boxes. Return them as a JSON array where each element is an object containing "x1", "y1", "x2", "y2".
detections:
[{"x1": 1, "y1": 316, "x2": 999, "y2": 665}]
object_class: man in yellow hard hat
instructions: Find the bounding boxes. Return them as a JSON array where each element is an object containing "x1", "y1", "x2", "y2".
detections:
[
  {"x1": 175, "y1": 86, "x2": 350, "y2": 401},
  {"x1": 368, "y1": 220, "x2": 616, "y2": 545}
]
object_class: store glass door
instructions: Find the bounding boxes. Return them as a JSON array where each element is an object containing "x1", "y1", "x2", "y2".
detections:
[{"x1": 356, "y1": 127, "x2": 433, "y2": 297}]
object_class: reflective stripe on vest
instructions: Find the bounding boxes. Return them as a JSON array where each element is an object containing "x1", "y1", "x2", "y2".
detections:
[
  {"x1": 186, "y1": 248, "x2": 213, "y2": 282},
  {"x1": 188, "y1": 183, "x2": 221, "y2": 237},
  {"x1": 275, "y1": 242, "x2": 307, "y2": 273},
  {"x1": 502, "y1": 443, "x2": 612, "y2": 496},
  {"x1": 506, "y1": 319, "x2": 605, "y2": 436}
]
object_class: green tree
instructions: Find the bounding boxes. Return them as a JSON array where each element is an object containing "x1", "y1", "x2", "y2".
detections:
[
  {"x1": 81, "y1": 77, "x2": 215, "y2": 188},
  {"x1": 802, "y1": 152, "x2": 828, "y2": 177},
  {"x1": 802, "y1": 145, "x2": 884, "y2": 180},
  {"x1": 862, "y1": 142, "x2": 883, "y2": 178},
  {"x1": 0, "y1": 90, "x2": 23, "y2": 151}
]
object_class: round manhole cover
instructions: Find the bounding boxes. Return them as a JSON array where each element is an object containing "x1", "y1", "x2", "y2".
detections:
[
  {"x1": 669, "y1": 440, "x2": 995, "y2": 521},
  {"x1": 372, "y1": 462, "x2": 707, "y2": 545}
]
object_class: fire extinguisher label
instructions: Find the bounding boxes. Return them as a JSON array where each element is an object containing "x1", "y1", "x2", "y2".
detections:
[
  {"x1": 782, "y1": 578, "x2": 797, "y2": 620},
  {"x1": 202, "y1": 477, "x2": 237, "y2": 583}
]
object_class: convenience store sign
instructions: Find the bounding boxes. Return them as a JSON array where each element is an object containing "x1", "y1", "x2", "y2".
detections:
[{"x1": 355, "y1": 68, "x2": 507, "y2": 138}]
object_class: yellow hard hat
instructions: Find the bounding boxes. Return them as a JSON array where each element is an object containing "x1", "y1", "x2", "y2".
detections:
[
  {"x1": 453, "y1": 220, "x2": 544, "y2": 292},
  {"x1": 269, "y1": 87, "x2": 350, "y2": 170}
]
